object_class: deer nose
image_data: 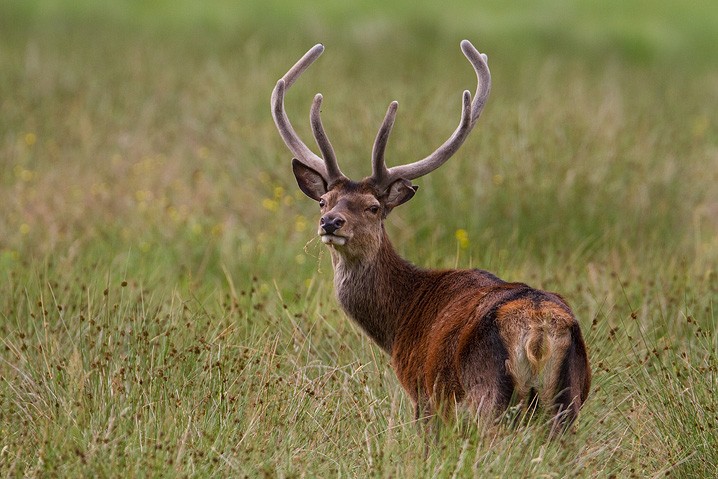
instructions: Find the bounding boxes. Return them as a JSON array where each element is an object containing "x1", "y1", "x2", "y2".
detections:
[{"x1": 320, "y1": 215, "x2": 345, "y2": 235}]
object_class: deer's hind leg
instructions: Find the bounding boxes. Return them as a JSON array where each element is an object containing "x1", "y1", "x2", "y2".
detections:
[
  {"x1": 544, "y1": 322, "x2": 592, "y2": 436},
  {"x1": 458, "y1": 317, "x2": 514, "y2": 425}
]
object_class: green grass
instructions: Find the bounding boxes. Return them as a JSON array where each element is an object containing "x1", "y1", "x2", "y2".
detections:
[{"x1": 1, "y1": 0, "x2": 717, "y2": 477}]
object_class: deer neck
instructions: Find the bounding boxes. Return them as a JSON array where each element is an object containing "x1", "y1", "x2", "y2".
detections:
[{"x1": 329, "y1": 228, "x2": 420, "y2": 354}]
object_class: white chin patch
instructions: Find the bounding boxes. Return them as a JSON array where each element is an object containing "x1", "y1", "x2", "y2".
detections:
[{"x1": 321, "y1": 235, "x2": 346, "y2": 246}]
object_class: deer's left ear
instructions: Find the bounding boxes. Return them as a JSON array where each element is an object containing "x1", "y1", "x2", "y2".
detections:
[{"x1": 383, "y1": 178, "x2": 418, "y2": 210}]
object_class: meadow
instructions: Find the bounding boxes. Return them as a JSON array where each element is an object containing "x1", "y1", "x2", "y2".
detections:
[{"x1": 1, "y1": 0, "x2": 717, "y2": 477}]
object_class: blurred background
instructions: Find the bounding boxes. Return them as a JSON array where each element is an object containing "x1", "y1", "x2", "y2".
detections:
[
  {"x1": 2, "y1": 0, "x2": 716, "y2": 283},
  {"x1": 1, "y1": 0, "x2": 716, "y2": 304}
]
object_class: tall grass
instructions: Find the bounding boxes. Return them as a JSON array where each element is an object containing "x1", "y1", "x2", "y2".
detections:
[{"x1": 1, "y1": 1, "x2": 717, "y2": 477}]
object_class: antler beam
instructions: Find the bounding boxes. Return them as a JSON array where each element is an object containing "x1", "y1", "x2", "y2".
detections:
[
  {"x1": 370, "y1": 40, "x2": 491, "y2": 192},
  {"x1": 270, "y1": 44, "x2": 345, "y2": 184},
  {"x1": 271, "y1": 40, "x2": 490, "y2": 193}
]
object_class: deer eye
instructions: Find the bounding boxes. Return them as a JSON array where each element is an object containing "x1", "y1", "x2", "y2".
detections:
[{"x1": 367, "y1": 205, "x2": 380, "y2": 215}]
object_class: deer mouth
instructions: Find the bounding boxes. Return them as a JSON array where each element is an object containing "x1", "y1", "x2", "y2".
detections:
[{"x1": 320, "y1": 233, "x2": 347, "y2": 246}]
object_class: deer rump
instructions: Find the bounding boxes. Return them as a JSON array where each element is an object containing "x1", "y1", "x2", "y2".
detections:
[{"x1": 391, "y1": 269, "x2": 591, "y2": 427}]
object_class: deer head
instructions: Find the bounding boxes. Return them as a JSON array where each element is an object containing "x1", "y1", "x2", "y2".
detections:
[{"x1": 271, "y1": 41, "x2": 490, "y2": 260}]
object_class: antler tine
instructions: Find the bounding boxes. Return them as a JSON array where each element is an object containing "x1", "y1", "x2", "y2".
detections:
[
  {"x1": 459, "y1": 40, "x2": 491, "y2": 122},
  {"x1": 310, "y1": 94, "x2": 344, "y2": 182},
  {"x1": 271, "y1": 44, "x2": 340, "y2": 180},
  {"x1": 371, "y1": 101, "x2": 399, "y2": 187},
  {"x1": 372, "y1": 40, "x2": 491, "y2": 190},
  {"x1": 282, "y1": 43, "x2": 325, "y2": 89}
]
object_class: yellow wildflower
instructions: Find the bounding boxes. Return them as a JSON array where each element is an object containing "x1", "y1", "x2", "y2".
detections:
[
  {"x1": 262, "y1": 198, "x2": 279, "y2": 212},
  {"x1": 455, "y1": 228, "x2": 469, "y2": 250},
  {"x1": 295, "y1": 215, "x2": 307, "y2": 232}
]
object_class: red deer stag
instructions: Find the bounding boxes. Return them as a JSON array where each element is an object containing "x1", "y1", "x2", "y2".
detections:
[{"x1": 270, "y1": 41, "x2": 591, "y2": 434}]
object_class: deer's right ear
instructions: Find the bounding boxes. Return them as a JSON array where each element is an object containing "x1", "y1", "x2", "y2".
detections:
[{"x1": 292, "y1": 159, "x2": 328, "y2": 201}]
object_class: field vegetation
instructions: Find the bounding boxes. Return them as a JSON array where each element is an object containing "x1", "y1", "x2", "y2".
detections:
[{"x1": 1, "y1": 0, "x2": 717, "y2": 477}]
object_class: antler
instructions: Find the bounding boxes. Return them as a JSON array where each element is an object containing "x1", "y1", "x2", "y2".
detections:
[
  {"x1": 271, "y1": 44, "x2": 345, "y2": 184},
  {"x1": 370, "y1": 40, "x2": 491, "y2": 192}
]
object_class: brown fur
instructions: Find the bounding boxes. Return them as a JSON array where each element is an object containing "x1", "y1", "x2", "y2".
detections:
[{"x1": 292, "y1": 174, "x2": 592, "y2": 434}]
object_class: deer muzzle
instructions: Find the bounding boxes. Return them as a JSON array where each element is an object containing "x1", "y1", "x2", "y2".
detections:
[{"x1": 319, "y1": 214, "x2": 347, "y2": 245}]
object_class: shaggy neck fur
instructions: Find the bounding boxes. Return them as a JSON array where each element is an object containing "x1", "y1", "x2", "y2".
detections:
[{"x1": 329, "y1": 227, "x2": 421, "y2": 353}]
